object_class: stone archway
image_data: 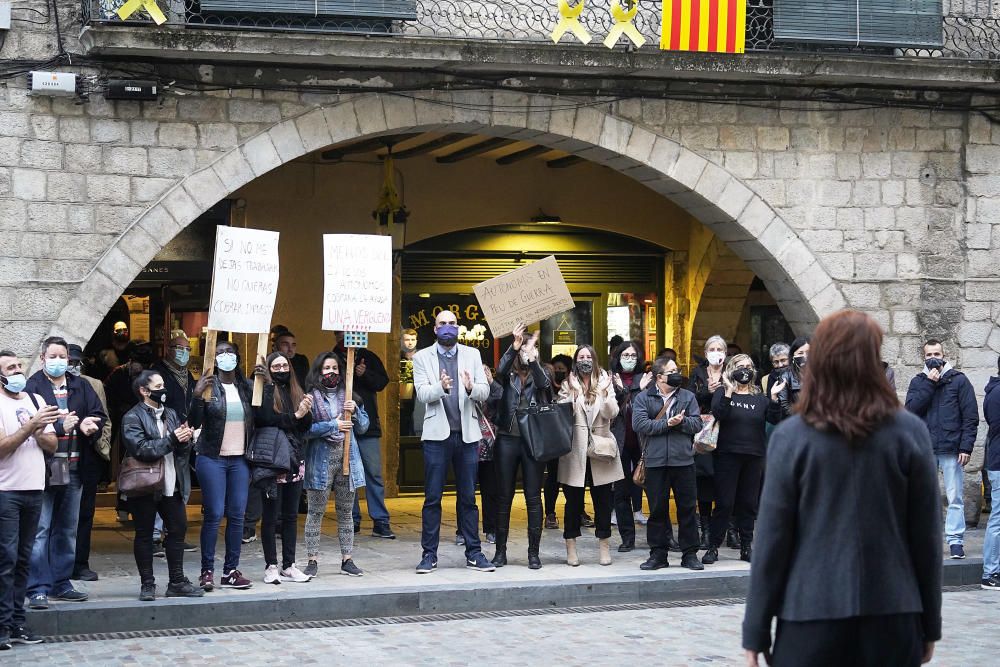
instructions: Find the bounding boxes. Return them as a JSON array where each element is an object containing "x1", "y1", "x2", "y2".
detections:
[{"x1": 47, "y1": 91, "x2": 845, "y2": 345}]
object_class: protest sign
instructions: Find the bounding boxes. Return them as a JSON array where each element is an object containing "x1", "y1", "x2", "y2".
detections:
[
  {"x1": 207, "y1": 226, "x2": 280, "y2": 334},
  {"x1": 322, "y1": 234, "x2": 393, "y2": 333},
  {"x1": 473, "y1": 255, "x2": 575, "y2": 338}
]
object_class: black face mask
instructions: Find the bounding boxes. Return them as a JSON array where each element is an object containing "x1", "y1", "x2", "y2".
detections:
[
  {"x1": 554, "y1": 370, "x2": 567, "y2": 383},
  {"x1": 665, "y1": 372, "x2": 684, "y2": 388},
  {"x1": 731, "y1": 368, "x2": 755, "y2": 385},
  {"x1": 925, "y1": 357, "x2": 946, "y2": 371},
  {"x1": 146, "y1": 389, "x2": 166, "y2": 406},
  {"x1": 271, "y1": 371, "x2": 291, "y2": 385},
  {"x1": 792, "y1": 356, "x2": 807, "y2": 371}
]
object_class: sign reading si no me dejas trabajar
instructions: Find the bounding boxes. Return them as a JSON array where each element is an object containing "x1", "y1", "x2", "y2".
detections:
[
  {"x1": 322, "y1": 234, "x2": 393, "y2": 333},
  {"x1": 473, "y1": 255, "x2": 576, "y2": 338},
  {"x1": 207, "y1": 226, "x2": 281, "y2": 333}
]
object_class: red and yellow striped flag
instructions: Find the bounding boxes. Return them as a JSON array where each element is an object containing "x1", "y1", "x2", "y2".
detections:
[{"x1": 660, "y1": 0, "x2": 746, "y2": 53}]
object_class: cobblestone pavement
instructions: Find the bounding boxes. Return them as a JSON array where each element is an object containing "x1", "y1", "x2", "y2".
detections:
[{"x1": 6, "y1": 590, "x2": 996, "y2": 665}]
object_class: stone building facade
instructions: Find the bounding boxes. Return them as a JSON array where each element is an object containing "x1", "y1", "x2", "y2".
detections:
[{"x1": 1, "y1": 0, "x2": 999, "y2": 502}]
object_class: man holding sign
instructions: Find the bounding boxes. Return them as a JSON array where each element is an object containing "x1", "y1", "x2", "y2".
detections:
[{"x1": 412, "y1": 310, "x2": 494, "y2": 574}]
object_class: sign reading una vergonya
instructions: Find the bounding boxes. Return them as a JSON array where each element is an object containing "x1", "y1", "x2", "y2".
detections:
[
  {"x1": 473, "y1": 255, "x2": 576, "y2": 338},
  {"x1": 207, "y1": 226, "x2": 280, "y2": 333},
  {"x1": 322, "y1": 234, "x2": 393, "y2": 333}
]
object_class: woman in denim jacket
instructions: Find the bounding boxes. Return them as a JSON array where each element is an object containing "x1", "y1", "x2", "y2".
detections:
[{"x1": 302, "y1": 352, "x2": 368, "y2": 578}]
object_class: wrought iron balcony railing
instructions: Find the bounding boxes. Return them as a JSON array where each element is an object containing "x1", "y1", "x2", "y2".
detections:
[{"x1": 82, "y1": 0, "x2": 1000, "y2": 61}]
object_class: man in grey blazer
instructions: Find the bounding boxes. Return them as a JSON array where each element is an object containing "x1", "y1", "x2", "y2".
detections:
[{"x1": 412, "y1": 309, "x2": 494, "y2": 573}]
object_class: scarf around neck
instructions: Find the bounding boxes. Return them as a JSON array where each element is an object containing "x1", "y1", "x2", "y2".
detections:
[{"x1": 311, "y1": 387, "x2": 345, "y2": 444}]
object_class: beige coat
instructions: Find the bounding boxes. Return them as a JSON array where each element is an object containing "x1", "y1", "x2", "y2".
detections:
[{"x1": 557, "y1": 372, "x2": 624, "y2": 488}]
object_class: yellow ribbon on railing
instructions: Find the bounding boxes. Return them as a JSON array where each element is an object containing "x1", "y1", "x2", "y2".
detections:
[
  {"x1": 551, "y1": 0, "x2": 592, "y2": 45},
  {"x1": 116, "y1": 0, "x2": 167, "y2": 25},
  {"x1": 604, "y1": 0, "x2": 645, "y2": 49}
]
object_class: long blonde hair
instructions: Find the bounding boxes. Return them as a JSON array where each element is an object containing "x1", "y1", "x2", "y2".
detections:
[
  {"x1": 724, "y1": 353, "x2": 760, "y2": 395},
  {"x1": 572, "y1": 344, "x2": 602, "y2": 404}
]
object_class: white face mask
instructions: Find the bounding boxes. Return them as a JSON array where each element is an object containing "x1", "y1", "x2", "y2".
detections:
[
  {"x1": 620, "y1": 357, "x2": 637, "y2": 372},
  {"x1": 707, "y1": 351, "x2": 726, "y2": 366}
]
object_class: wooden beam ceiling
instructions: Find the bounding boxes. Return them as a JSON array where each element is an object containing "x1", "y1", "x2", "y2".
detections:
[
  {"x1": 495, "y1": 144, "x2": 552, "y2": 165},
  {"x1": 320, "y1": 133, "x2": 420, "y2": 161},
  {"x1": 546, "y1": 155, "x2": 585, "y2": 169},
  {"x1": 389, "y1": 133, "x2": 470, "y2": 159},
  {"x1": 436, "y1": 137, "x2": 515, "y2": 164}
]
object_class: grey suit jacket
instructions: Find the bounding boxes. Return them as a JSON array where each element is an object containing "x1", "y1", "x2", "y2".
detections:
[{"x1": 412, "y1": 343, "x2": 489, "y2": 443}]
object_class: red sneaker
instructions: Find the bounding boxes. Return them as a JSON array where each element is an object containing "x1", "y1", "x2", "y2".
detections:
[
  {"x1": 199, "y1": 570, "x2": 214, "y2": 592},
  {"x1": 221, "y1": 569, "x2": 253, "y2": 589}
]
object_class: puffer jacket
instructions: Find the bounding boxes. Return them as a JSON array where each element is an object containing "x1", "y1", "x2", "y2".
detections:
[
  {"x1": 905, "y1": 367, "x2": 979, "y2": 455},
  {"x1": 495, "y1": 345, "x2": 552, "y2": 435}
]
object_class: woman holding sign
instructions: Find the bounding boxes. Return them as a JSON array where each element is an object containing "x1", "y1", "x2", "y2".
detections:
[
  {"x1": 188, "y1": 340, "x2": 255, "y2": 591},
  {"x1": 302, "y1": 352, "x2": 368, "y2": 578},
  {"x1": 254, "y1": 352, "x2": 313, "y2": 584},
  {"x1": 557, "y1": 345, "x2": 623, "y2": 567}
]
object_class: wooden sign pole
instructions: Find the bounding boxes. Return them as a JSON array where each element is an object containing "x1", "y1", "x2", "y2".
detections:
[
  {"x1": 342, "y1": 346, "x2": 355, "y2": 476},
  {"x1": 201, "y1": 330, "x2": 218, "y2": 401},
  {"x1": 251, "y1": 333, "x2": 269, "y2": 407}
]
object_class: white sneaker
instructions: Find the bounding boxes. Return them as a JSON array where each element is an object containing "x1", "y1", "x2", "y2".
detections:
[
  {"x1": 610, "y1": 511, "x2": 618, "y2": 525},
  {"x1": 280, "y1": 564, "x2": 312, "y2": 583},
  {"x1": 634, "y1": 511, "x2": 648, "y2": 525},
  {"x1": 264, "y1": 565, "x2": 281, "y2": 585}
]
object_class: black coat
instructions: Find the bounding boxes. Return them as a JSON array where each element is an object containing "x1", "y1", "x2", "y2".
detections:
[
  {"x1": 631, "y1": 385, "x2": 703, "y2": 467},
  {"x1": 904, "y1": 368, "x2": 979, "y2": 455},
  {"x1": 495, "y1": 345, "x2": 551, "y2": 435},
  {"x1": 742, "y1": 411, "x2": 942, "y2": 653},
  {"x1": 25, "y1": 371, "x2": 106, "y2": 466},
  {"x1": 188, "y1": 375, "x2": 255, "y2": 458},
  {"x1": 984, "y1": 376, "x2": 1000, "y2": 471},
  {"x1": 253, "y1": 383, "x2": 312, "y2": 465},
  {"x1": 150, "y1": 361, "x2": 195, "y2": 423}
]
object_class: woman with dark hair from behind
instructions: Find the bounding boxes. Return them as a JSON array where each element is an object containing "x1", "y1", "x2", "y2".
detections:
[
  {"x1": 609, "y1": 339, "x2": 653, "y2": 552},
  {"x1": 743, "y1": 310, "x2": 941, "y2": 667}
]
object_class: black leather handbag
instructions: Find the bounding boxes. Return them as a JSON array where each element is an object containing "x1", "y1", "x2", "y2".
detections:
[{"x1": 517, "y1": 399, "x2": 574, "y2": 463}]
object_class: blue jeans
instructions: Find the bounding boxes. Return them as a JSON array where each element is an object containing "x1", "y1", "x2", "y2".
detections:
[
  {"x1": 0, "y1": 491, "x2": 42, "y2": 631},
  {"x1": 421, "y1": 432, "x2": 482, "y2": 560},
  {"x1": 936, "y1": 454, "x2": 966, "y2": 545},
  {"x1": 352, "y1": 436, "x2": 390, "y2": 527},
  {"x1": 984, "y1": 470, "x2": 1000, "y2": 578},
  {"x1": 28, "y1": 471, "x2": 82, "y2": 597},
  {"x1": 196, "y1": 455, "x2": 250, "y2": 573}
]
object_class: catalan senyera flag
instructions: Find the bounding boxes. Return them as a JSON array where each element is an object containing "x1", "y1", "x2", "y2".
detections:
[{"x1": 660, "y1": 0, "x2": 746, "y2": 54}]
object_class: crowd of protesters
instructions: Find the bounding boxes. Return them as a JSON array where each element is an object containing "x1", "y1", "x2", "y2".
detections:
[{"x1": 0, "y1": 309, "x2": 996, "y2": 657}]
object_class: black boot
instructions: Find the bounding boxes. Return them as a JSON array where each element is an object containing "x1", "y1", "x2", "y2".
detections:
[
  {"x1": 527, "y1": 528, "x2": 542, "y2": 570},
  {"x1": 491, "y1": 527, "x2": 508, "y2": 567},
  {"x1": 740, "y1": 539, "x2": 752, "y2": 563},
  {"x1": 726, "y1": 526, "x2": 739, "y2": 549},
  {"x1": 699, "y1": 517, "x2": 710, "y2": 549},
  {"x1": 701, "y1": 547, "x2": 719, "y2": 565}
]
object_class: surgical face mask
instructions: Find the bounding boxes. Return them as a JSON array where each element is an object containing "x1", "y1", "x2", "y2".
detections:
[
  {"x1": 792, "y1": 356, "x2": 807, "y2": 371},
  {"x1": 435, "y1": 323, "x2": 459, "y2": 346},
  {"x1": 1, "y1": 373, "x2": 27, "y2": 394},
  {"x1": 519, "y1": 350, "x2": 534, "y2": 366},
  {"x1": 665, "y1": 372, "x2": 684, "y2": 388},
  {"x1": 174, "y1": 348, "x2": 191, "y2": 368},
  {"x1": 620, "y1": 356, "x2": 637, "y2": 372},
  {"x1": 576, "y1": 360, "x2": 594, "y2": 375},
  {"x1": 44, "y1": 358, "x2": 68, "y2": 378},
  {"x1": 67, "y1": 363, "x2": 82, "y2": 377},
  {"x1": 706, "y1": 351, "x2": 726, "y2": 367},
  {"x1": 731, "y1": 368, "x2": 755, "y2": 385},
  {"x1": 216, "y1": 352, "x2": 238, "y2": 372}
]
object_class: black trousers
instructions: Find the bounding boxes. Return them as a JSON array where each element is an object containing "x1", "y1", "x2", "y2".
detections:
[
  {"x1": 697, "y1": 475, "x2": 714, "y2": 521},
  {"x1": 709, "y1": 452, "x2": 764, "y2": 548},
  {"x1": 543, "y1": 458, "x2": 560, "y2": 515},
  {"x1": 613, "y1": 447, "x2": 658, "y2": 546},
  {"x1": 646, "y1": 464, "x2": 698, "y2": 558},
  {"x1": 243, "y1": 484, "x2": 263, "y2": 537},
  {"x1": 262, "y1": 481, "x2": 302, "y2": 569},
  {"x1": 563, "y1": 463, "x2": 613, "y2": 540},
  {"x1": 130, "y1": 492, "x2": 187, "y2": 585},
  {"x1": 771, "y1": 614, "x2": 923, "y2": 667},
  {"x1": 478, "y1": 460, "x2": 498, "y2": 535},
  {"x1": 74, "y1": 454, "x2": 104, "y2": 572},
  {"x1": 494, "y1": 434, "x2": 544, "y2": 542}
]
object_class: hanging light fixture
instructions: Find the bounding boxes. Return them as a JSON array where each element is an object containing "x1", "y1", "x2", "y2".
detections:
[{"x1": 372, "y1": 146, "x2": 409, "y2": 263}]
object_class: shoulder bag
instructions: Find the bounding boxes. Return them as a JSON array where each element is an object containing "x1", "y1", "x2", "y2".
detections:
[
  {"x1": 633, "y1": 398, "x2": 671, "y2": 488},
  {"x1": 517, "y1": 397, "x2": 574, "y2": 463},
  {"x1": 586, "y1": 427, "x2": 618, "y2": 461},
  {"x1": 118, "y1": 456, "x2": 164, "y2": 496},
  {"x1": 474, "y1": 402, "x2": 496, "y2": 462},
  {"x1": 693, "y1": 415, "x2": 719, "y2": 454}
]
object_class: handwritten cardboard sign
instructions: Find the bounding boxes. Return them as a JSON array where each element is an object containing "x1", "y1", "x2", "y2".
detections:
[
  {"x1": 207, "y1": 226, "x2": 280, "y2": 333},
  {"x1": 473, "y1": 255, "x2": 575, "y2": 338},
  {"x1": 322, "y1": 234, "x2": 392, "y2": 333}
]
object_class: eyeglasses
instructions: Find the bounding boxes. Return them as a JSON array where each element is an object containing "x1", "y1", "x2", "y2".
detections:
[
  {"x1": 170, "y1": 345, "x2": 192, "y2": 352},
  {"x1": 270, "y1": 363, "x2": 290, "y2": 371},
  {"x1": 620, "y1": 353, "x2": 638, "y2": 359}
]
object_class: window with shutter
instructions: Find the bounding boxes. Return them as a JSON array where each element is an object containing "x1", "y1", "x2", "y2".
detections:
[
  {"x1": 198, "y1": 0, "x2": 416, "y2": 20},
  {"x1": 773, "y1": 0, "x2": 942, "y2": 48}
]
